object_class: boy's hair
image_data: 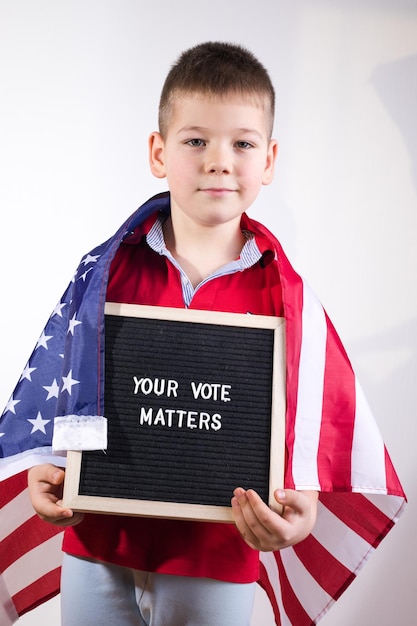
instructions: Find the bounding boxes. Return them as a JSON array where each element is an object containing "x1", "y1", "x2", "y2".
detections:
[{"x1": 158, "y1": 41, "x2": 275, "y2": 138}]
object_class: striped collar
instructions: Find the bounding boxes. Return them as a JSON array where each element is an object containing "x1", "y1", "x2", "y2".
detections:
[{"x1": 146, "y1": 216, "x2": 262, "y2": 306}]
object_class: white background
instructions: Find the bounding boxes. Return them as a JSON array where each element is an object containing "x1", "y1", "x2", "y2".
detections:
[{"x1": 1, "y1": 1, "x2": 416, "y2": 624}]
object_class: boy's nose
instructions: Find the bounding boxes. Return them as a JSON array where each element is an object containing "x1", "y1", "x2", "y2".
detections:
[{"x1": 204, "y1": 145, "x2": 232, "y2": 174}]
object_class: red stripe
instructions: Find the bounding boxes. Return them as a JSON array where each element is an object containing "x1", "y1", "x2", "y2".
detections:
[
  {"x1": 320, "y1": 492, "x2": 394, "y2": 548},
  {"x1": 317, "y1": 315, "x2": 356, "y2": 490},
  {"x1": 0, "y1": 472, "x2": 27, "y2": 507},
  {"x1": 258, "y1": 560, "x2": 282, "y2": 626},
  {"x1": 276, "y1": 250, "x2": 304, "y2": 491},
  {"x1": 12, "y1": 567, "x2": 61, "y2": 617},
  {"x1": 275, "y1": 551, "x2": 315, "y2": 626},
  {"x1": 0, "y1": 514, "x2": 63, "y2": 571},
  {"x1": 293, "y1": 534, "x2": 355, "y2": 600}
]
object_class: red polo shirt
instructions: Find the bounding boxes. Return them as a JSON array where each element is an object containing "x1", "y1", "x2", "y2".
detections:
[{"x1": 62, "y1": 212, "x2": 283, "y2": 583}]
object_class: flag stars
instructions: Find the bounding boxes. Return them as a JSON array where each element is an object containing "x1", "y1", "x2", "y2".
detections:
[
  {"x1": 36, "y1": 330, "x2": 53, "y2": 350},
  {"x1": 20, "y1": 364, "x2": 37, "y2": 382},
  {"x1": 61, "y1": 369, "x2": 80, "y2": 395},
  {"x1": 43, "y1": 378, "x2": 60, "y2": 400},
  {"x1": 52, "y1": 301, "x2": 67, "y2": 318},
  {"x1": 28, "y1": 411, "x2": 51, "y2": 434},
  {"x1": 81, "y1": 253, "x2": 100, "y2": 266},
  {"x1": 2, "y1": 396, "x2": 20, "y2": 416},
  {"x1": 68, "y1": 313, "x2": 82, "y2": 336},
  {"x1": 78, "y1": 267, "x2": 94, "y2": 282}
]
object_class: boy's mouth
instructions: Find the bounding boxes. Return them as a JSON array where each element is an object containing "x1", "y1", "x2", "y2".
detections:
[{"x1": 200, "y1": 187, "x2": 236, "y2": 197}]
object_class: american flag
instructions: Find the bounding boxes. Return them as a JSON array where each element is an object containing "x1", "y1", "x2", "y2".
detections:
[{"x1": 0, "y1": 192, "x2": 406, "y2": 625}]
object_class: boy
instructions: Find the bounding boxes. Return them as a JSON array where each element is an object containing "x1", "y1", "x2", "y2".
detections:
[{"x1": 0, "y1": 42, "x2": 405, "y2": 626}]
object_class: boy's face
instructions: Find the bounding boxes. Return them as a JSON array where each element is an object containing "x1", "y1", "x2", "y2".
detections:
[{"x1": 149, "y1": 94, "x2": 277, "y2": 230}]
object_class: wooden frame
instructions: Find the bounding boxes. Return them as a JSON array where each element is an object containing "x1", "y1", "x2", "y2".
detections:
[{"x1": 63, "y1": 303, "x2": 286, "y2": 522}]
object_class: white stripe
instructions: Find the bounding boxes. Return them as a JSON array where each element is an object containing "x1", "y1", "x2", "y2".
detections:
[
  {"x1": 260, "y1": 551, "x2": 292, "y2": 626},
  {"x1": 0, "y1": 448, "x2": 66, "y2": 481},
  {"x1": 312, "y1": 500, "x2": 373, "y2": 572},
  {"x1": 0, "y1": 488, "x2": 34, "y2": 542},
  {"x1": 292, "y1": 281, "x2": 326, "y2": 488},
  {"x1": 351, "y1": 379, "x2": 387, "y2": 492},
  {"x1": 280, "y1": 545, "x2": 332, "y2": 620},
  {"x1": 2, "y1": 532, "x2": 63, "y2": 598},
  {"x1": 362, "y1": 492, "x2": 406, "y2": 523},
  {"x1": 0, "y1": 573, "x2": 18, "y2": 626}
]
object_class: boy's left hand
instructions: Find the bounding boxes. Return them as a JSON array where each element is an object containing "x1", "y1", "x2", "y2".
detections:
[{"x1": 231, "y1": 487, "x2": 318, "y2": 551}]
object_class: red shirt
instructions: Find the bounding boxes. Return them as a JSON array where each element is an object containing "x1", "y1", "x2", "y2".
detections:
[{"x1": 63, "y1": 212, "x2": 283, "y2": 583}]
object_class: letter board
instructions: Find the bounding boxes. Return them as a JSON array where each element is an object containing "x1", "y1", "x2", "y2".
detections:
[{"x1": 63, "y1": 303, "x2": 286, "y2": 522}]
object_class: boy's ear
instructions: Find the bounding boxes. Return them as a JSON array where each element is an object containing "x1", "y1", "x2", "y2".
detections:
[
  {"x1": 262, "y1": 139, "x2": 278, "y2": 186},
  {"x1": 149, "y1": 132, "x2": 167, "y2": 179}
]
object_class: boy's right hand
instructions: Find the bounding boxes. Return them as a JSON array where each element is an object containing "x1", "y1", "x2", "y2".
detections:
[{"x1": 27, "y1": 463, "x2": 84, "y2": 526}]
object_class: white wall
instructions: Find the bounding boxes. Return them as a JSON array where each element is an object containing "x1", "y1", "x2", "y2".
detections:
[{"x1": 1, "y1": 1, "x2": 416, "y2": 624}]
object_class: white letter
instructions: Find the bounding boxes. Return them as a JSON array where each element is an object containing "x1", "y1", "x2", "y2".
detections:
[
  {"x1": 133, "y1": 376, "x2": 142, "y2": 394},
  {"x1": 165, "y1": 408, "x2": 175, "y2": 427},
  {"x1": 211, "y1": 413, "x2": 222, "y2": 431},
  {"x1": 201, "y1": 383, "x2": 212, "y2": 400},
  {"x1": 187, "y1": 411, "x2": 198, "y2": 429},
  {"x1": 139, "y1": 407, "x2": 153, "y2": 425},
  {"x1": 221, "y1": 385, "x2": 231, "y2": 402},
  {"x1": 210, "y1": 383, "x2": 221, "y2": 400},
  {"x1": 199, "y1": 412, "x2": 211, "y2": 430},
  {"x1": 153, "y1": 378, "x2": 166, "y2": 396},
  {"x1": 167, "y1": 379, "x2": 179, "y2": 398},
  {"x1": 190, "y1": 381, "x2": 202, "y2": 399},
  {"x1": 176, "y1": 409, "x2": 186, "y2": 427},
  {"x1": 141, "y1": 378, "x2": 153, "y2": 395},
  {"x1": 153, "y1": 408, "x2": 166, "y2": 426}
]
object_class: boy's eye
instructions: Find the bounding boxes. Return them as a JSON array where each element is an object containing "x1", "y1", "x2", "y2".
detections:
[
  {"x1": 186, "y1": 139, "x2": 205, "y2": 147},
  {"x1": 235, "y1": 141, "x2": 253, "y2": 149}
]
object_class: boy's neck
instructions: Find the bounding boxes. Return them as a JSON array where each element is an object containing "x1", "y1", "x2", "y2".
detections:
[{"x1": 163, "y1": 215, "x2": 246, "y2": 289}]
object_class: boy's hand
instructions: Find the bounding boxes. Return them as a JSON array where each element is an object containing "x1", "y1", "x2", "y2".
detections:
[
  {"x1": 231, "y1": 487, "x2": 318, "y2": 551},
  {"x1": 27, "y1": 463, "x2": 84, "y2": 527}
]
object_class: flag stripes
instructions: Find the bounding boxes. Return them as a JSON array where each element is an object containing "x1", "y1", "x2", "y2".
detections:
[
  {"x1": 276, "y1": 550, "x2": 316, "y2": 625},
  {"x1": 0, "y1": 195, "x2": 406, "y2": 624},
  {"x1": 320, "y1": 492, "x2": 396, "y2": 547},
  {"x1": 292, "y1": 534, "x2": 353, "y2": 598},
  {"x1": 260, "y1": 552, "x2": 290, "y2": 626},
  {"x1": 291, "y1": 280, "x2": 326, "y2": 490},
  {"x1": 309, "y1": 500, "x2": 372, "y2": 572},
  {"x1": 0, "y1": 472, "x2": 63, "y2": 624},
  {"x1": 4, "y1": 532, "x2": 63, "y2": 601},
  {"x1": 318, "y1": 314, "x2": 356, "y2": 489},
  {"x1": 12, "y1": 567, "x2": 61, "y2": 619}
]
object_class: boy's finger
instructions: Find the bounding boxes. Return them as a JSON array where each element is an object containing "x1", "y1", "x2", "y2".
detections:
[{"x1": 28, "y1": 463, "x2": 64, "y2": 489}]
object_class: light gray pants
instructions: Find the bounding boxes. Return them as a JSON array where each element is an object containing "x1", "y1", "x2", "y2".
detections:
[{"x1": 61, "y1": 553, "x2": 256, "y2": 626}]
